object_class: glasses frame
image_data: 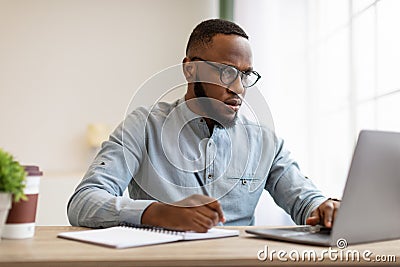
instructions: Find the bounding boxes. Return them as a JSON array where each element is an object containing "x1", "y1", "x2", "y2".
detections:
[{"x1": 190, "y1": 57, "x2": 261, "y2": 88}]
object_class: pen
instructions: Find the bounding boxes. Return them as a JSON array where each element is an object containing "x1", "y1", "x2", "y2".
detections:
[
  {"x1": 194, "y1": 172, "x2": 210, "y2": 196},
  {"x1": 194, "y1": 172, "x2": 224, "y2": 226}
]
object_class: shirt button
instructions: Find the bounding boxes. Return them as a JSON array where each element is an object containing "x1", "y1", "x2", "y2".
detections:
[
  {"x1": 208, "y1": 174, "x2": 213, "y2": 179},
  {"x1": 242, "y1": 179, "x2": 247, "y2": 185}
]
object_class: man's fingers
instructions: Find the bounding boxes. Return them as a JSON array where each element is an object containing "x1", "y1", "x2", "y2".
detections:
[
  {"x1": 205, "y1": 199, "x2": 225, "y2": 223},
  {"x1": 306, "y1": 216, "x2": 318, "y2": 225},
  {"x1": 189, "y1": 194, "x2": 225, "y2": 223},
  {"x1": 306, "y1": 210, "x2": 320, "y2": 225},
  {"x1": 331, "y1": 200, "x2": 340, "y2": 225},
  {"x1": 320, "y1": 199, "x2": 340, "y2": 227},
  {"x1": 191, "y1": 215, "x2": 213, "y2": 233},
  {"x1": 197, "y1": 206, "x2": 220, "y2": 225},
  {"x1": 321, "y1": 202, "x2": 334, "y2": 228},
  {"x1": 161, "y1": 194, "x2": 226, "y2": 232}
]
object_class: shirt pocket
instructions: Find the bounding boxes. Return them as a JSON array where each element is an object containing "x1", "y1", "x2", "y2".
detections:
[{"x1": 224, "y1": 173, "x2": 265, "y2": 194}]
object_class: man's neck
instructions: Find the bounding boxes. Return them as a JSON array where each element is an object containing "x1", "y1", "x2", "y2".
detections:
[
  {"x1": 184, "y1": 93, "x2": 215, "y2": 136},
  {"x1": 204, "y1": 118, "x2": 215, "y2": 136}
]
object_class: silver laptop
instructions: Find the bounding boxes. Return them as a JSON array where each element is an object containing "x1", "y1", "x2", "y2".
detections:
[{"x1": 246, "y1": 130, "x2": 400, "y2": 246}]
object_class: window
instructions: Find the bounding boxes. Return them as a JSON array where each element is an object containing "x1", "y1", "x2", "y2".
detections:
[{"x1": 235, "y1": 0, "x2": 400, "y2": 200}]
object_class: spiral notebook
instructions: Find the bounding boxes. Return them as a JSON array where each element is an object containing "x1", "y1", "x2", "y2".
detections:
[{"x1": 58, "y1": 224, "x2": 239, "y2": 249}]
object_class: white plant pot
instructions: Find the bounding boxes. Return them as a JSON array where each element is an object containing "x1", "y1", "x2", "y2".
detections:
[{"x1": 0, "y1": 193, "x2": 12, "y2": 239}]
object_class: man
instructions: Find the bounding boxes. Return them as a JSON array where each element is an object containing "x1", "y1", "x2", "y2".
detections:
[{"x1": 67, "y1": 19, "x2": 340, "y2": 232}]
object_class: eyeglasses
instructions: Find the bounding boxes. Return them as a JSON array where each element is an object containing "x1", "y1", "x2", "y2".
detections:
[{"x1": 190, "y1": 57, "x2": 261, "y2": 88}]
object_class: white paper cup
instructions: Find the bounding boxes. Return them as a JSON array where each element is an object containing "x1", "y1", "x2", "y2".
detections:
[{"x1": 2, "y1": 166, "x2": 42, "y2": 239}]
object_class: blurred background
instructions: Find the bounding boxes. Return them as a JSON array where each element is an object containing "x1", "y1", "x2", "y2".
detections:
[{"x1": 0, "y1": 0, "x2": 399, "y2": 225}]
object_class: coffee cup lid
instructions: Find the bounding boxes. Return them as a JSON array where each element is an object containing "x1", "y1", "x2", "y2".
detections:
[{"x1": 23, "y1": 165, "x2": 43, "y2": 176}]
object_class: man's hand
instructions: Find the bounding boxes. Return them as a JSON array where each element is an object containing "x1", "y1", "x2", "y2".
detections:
[
  {"x1": 306, "y1": 198, "x2": 341, "y2": 228},
  {"x1": 141, "y1": 194, "x2": 226, "y2": 232}
]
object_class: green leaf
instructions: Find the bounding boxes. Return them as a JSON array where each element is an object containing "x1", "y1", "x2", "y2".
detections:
[{"x1": 0, "y1": 148, "x2": 27, "y2": 202}]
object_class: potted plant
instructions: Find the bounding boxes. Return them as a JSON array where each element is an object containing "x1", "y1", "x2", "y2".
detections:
[{"x1": 0, "y1": 148, "x2": 27, "y2": 238}]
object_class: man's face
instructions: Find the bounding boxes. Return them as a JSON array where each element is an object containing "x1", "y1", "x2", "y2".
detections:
[{"x1": 192, "y1": 34, "x2": 253, "y2": 128}]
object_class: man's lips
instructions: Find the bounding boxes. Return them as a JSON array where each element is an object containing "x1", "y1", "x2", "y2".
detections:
[{"x1": 224, "y1": 98, "x2": 241, "y2": 112}]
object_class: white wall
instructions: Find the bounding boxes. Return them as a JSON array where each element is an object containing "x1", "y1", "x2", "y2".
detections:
[
  {"x1": 36, "y1": 172, "x2": 82, "y2": 225},
  {"x1": 2, "y1": 0, "x2": 292, "y2": 227},
  {"x1": 0, "y1": 0, "x2": 218, "y2": 175}
]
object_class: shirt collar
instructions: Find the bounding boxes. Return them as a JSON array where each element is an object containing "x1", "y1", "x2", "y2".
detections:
[{"x1": 177, "y1": 97, "x2": 204, "y2": 124}]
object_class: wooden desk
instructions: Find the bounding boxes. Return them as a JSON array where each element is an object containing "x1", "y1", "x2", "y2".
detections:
[{"x1": 0, "y1": 226, "x2": 398, "y2": 266}]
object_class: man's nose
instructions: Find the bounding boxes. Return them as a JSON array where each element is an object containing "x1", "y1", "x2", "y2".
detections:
[{"x1": 227, "y1": 75, "x2": 245, "y2": 95}]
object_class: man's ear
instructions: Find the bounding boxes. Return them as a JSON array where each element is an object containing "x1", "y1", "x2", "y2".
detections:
[{"x1": 182, "y1": 57, "x2": 196, "y2": 82}]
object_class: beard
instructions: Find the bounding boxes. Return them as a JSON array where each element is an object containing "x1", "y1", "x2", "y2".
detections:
[{"x1": 193, "y1": 82, "x2": 238, "y2": 129}]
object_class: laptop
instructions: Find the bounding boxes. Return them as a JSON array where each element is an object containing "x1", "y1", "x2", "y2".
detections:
[{"x1": 246, "y1": 130, "x2": 400, "y2": 246}]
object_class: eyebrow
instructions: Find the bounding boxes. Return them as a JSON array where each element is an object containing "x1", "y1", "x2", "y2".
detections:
[
  {"x1": 192, "y1": 57, "x2": 254, "y2": 73},
  {"x1": 220, "y1": 61, "x2": 253, "y2": 72}
]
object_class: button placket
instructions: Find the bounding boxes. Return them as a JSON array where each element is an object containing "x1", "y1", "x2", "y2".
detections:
[
  {"x1": 197, "y1": 118, "x2": 209, "y2": 137},
  {"x1": 206, "y1": 139, "x2": 215, "y2": 183}
]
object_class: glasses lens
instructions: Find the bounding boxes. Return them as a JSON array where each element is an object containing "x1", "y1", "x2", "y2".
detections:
[
  {"x1": 220, "y1": 66, "x2": 238, "y2": 85},
  {"x1": 241, "y1": 72, "x2": 259, "y2": 88}
]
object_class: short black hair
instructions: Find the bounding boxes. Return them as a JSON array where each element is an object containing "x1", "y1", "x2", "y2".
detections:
[{"x1": 186, "y1": 19, "x2": 248, "y2": 56}]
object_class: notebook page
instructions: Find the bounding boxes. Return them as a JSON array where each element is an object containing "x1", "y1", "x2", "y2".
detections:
[
  {"x1": 182, "y1": 228, "x2": 239, "y2": 240},
  {"x1": 58, "y1": 227, "x2": 183, "y2": 249}
]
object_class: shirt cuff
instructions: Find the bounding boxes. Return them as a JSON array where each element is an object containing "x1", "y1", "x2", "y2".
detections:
[{"x1": 119, "y1": 199, "x2": 158, "y2": 225}]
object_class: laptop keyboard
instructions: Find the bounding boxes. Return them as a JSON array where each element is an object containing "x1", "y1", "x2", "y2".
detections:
[
  {"x1": 277, "y1": 225, "x2": 332, "y2": 237},
  {"x1": 293, "y1": 225, "x2": 331, "y2": 233}
]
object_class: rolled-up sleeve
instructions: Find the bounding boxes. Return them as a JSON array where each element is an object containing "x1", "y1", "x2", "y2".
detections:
[{"x1": 67, "y1": 108, "x2": 156, "y2": 228}]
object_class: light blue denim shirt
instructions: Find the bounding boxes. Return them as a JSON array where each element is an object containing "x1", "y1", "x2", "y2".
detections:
[{"x1": 67, "y1": 98, "x2": 326, "y2": 228}]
